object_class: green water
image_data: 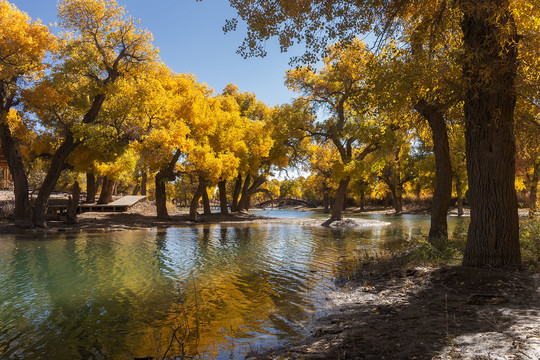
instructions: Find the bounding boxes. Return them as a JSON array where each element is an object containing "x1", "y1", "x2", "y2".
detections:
[{"x1": 0, "y1": 213, "x2": 483, "y2": 359}]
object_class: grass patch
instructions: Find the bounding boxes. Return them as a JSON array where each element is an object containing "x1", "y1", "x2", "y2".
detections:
[{"x1": 340, "y1": 219, "x2": 539, "y2": 280}]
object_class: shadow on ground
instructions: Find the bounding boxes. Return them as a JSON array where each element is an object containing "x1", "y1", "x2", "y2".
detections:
[{"x1": 249, "y1": 266, "x2": 540, "y2": 359}]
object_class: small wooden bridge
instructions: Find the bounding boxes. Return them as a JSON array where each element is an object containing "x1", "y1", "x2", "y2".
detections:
[
  {"x1": 256, "y1": 198, "x2": 318, "y2": 209},
  {"x1": 49, "y1": 195, "x2": 147, "y2": 215}
]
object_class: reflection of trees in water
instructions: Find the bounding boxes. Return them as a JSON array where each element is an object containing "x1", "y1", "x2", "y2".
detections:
[
  {"x1": 219, "y1": 225, "x2": 228, "y2": 245},
  {"x1": 0, "y1": 232, "x2": 176, "y2": 359},
  {"x1": 159, "y1": 224, "x2": 319, "y2": 358}
]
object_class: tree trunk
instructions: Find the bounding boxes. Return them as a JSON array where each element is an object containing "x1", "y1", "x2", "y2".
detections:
[
  {"x1": 32, "y1": 134, "x2": 78, "y2": 227},
  {"x1": 140, "y1": 172, "x2": 147, "y2": 196},
  {"x1": 202, "y1": 186, "x2": 211, "y2": 215},
  {"x1": 460, "y1": 0, "x2": 521, "y2": 267},
  {"x1": 96, "y1": 176, "x2": 103, "y2": 194},
  {"x1": 323, "y1": 188, "x2": 330, "y2": 214},
  {"x1": 237, "y1": 174, "x2": 251, "y2": 211},
  {"x1": 155, "y1": 172, "x2": 168, "y2": 219},
  {"x1": 86, "y1": 171, "x2": 96, "y2": 203},
  {"x1": 189, "y1": 178, "x2": 208, "y2": 221},
  {"x1": 529, "y1": 162, "x2": 539, "y2": 218},
  {"x1": 97, "y1": 177, "x2": 115, "y2": 204},
  {"x1": 395, "y1": 185, "x2": 403, "y2": 214},
  {"x1": 218, "y1": 180, "x2": 229, "y2": 214},
  {"x1": 389, "y1": 187, "x2": 401, "y2": 214},
  {"x1": 242, "y1": 175, "x2": 266, "y2": 211},
  {"x1": 132, "y1": 183, "x2": 140, "y2": 196},
  {"x1": 415, "y1": 99, "x2": 453, "y2": 241},
  {"x1": 455, "y1": 175, "x2": 465, "y2": 217},
  {"x1": 360, "y1": 190, "x2": 365, "y2": 212},
  {"x1": 331, "y1": 177, "x2": 350, "y2": 220},
  {"x1": 155, "y1": 150, "x2": 182, "y2": 219},
  {"x1": 65, "y1": 181, "x2": 80, "y2": 224},
  {"x1": 415, "y1": 183, "x2": 422, "y2": 200},
  {"x1": 231, "y1": 174, "x2": 242, "y2": 212},
  {"x1": 529, "y1": 181, "x2": 538, "y2": 218},
  {"x1": 0, "y1": 121, "x2": 32, "y2": 228}
]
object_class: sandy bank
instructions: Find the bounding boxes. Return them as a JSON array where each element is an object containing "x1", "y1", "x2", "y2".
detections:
[{"x1": 0, "y1": 200, "x2": 389, "y2": 234}]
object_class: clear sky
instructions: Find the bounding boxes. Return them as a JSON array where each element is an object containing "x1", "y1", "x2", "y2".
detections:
[{"x1": 11, "y1": 0, "x2": 302, "y2": 107}]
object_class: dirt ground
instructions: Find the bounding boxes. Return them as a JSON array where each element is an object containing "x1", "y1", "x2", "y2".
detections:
[
  {"x1": 248, "y1": 265, "x2": 540, "y2": 360},
  {"x1": 1, "y1": 194, "x2": 539, "y2": 359},
  {"x1": 0, "y1": 197, "x2": 276, "y2": 233},
  {"x1": 0, "y1": 197, "x2": 391, "y2": 233}
]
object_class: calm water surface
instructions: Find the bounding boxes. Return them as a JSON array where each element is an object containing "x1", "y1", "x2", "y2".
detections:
[{"x1": 0, "y1": 212, "x2": 476, "y2": 359}]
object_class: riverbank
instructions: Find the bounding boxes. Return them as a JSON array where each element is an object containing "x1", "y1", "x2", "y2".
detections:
[
  {"x1": 0, "y1": 200, "x2": 390, "y2": 233},
  {"x1": 0, "y1": 201, "x2": 264, "y2": 233},
  {"x1": 296, "y1": 203, "x2": 536, "y2": 218},
  {"x1": 249, "y1": 263, "x2": 540, "y2": 359}
]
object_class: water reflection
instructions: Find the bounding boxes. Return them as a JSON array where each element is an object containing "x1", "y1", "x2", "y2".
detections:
[
  {"x1": 0, "y1": 214, "x2": 521, "y2": 360},
  {"x1": 0, "y1": 232, "x2": 176, "y2": 359}
]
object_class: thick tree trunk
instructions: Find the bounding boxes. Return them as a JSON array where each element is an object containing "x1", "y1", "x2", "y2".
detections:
[
  {"x1": 189, "y1": 178, "x2": 208, "y2": 221},
  {"x1": 96, "y1": 176, "x2": 103, "y2": 194},
  {"x1": 97, "y1": 177, "x2": 115, "y2": 205},
  {"x1": 457, "y1": 195, "x2": 464, "y2": 217},
  {"x1": 237, "y1": 175, "x2": 266, "y2": 211},
  {"x1": 155, "y1": 150, "x2": 182, "y2": 219},
  {"x1": 231, "y1": 174, "x2": 242, "y2": 212},
  {"x1": 389, "y1": 186, "x2": 403, "y2": 214},
  {"x1": 455, "y1": 175, "x2": 465, "y2": 217},
  {"x1": 0, "y1": 121, "x2": 32, "y2": 227},
  {"x1": 244, "y1": 175, "x2": 266, "y2": 211},
  {"x1": 218, "y1": 180, "x2": 229, "y2": 214},
  {"x1": 237, "y1": 174, "x2": 251, "y2": 211},
  {"x1": 132, "y1": 183, "x2": 140, "y2": 196},
  {"x1": 331, "y1": 177, "x2": 350, "y2": 220},
  {"x1": 32, "y1": 134, "x2": 78, "y2": 227},
  {"x1": 460, "y1": 0, "x2": 521, "y2": 267},
  {"x1": 86, "y1": 171, "x2": 96, "y2": 203},
  {"x1": 65, "y1": 181, "x2": 80, "y2": 224},
  {"x1": 155, "y1": 172, "x2": 168, "y2": 219},
  {"x1": 415, "y1": 99, "x2": 453, "y2": 241},
  {"x1": 202, "y1": 187, "x2": 211, "y2": 215}
]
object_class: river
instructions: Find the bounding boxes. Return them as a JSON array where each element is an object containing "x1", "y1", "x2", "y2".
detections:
[{"x1": 0, "y1": 211, "x2": 525, "y2": 359}]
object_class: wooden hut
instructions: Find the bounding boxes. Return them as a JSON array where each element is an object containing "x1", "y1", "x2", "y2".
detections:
[{"x1": 0, "y1": 148, "x2": 12, "y2": 189}]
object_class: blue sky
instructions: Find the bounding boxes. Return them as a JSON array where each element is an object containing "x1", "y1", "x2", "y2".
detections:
[{"x1": 11, "y1": 0, "x2": 302, "y2": 107}]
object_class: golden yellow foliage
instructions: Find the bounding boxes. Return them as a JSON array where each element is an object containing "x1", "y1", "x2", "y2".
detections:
[
  {"x1": 94, "y1": 147, "x2": 138, "y2": 182},
  {"x1": 0, "y1": 1, "x2": 56, "y2": 82}
]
